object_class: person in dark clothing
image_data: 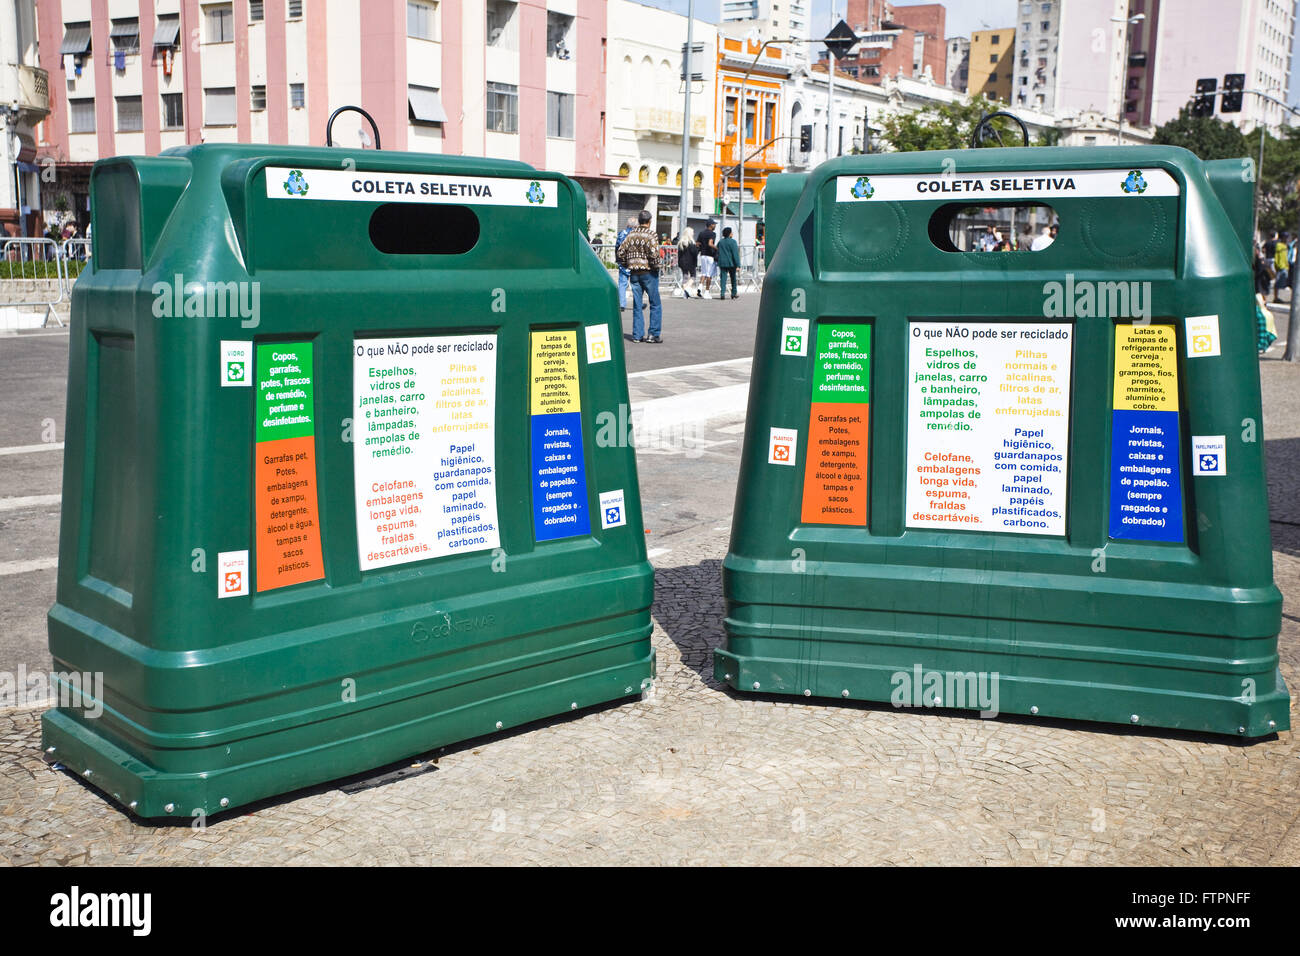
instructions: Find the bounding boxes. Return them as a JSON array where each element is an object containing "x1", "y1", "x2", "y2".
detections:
[
  {"x1": 716, "y1": 227, "x2": 741, "y2": 299},
  {"x1": 1255, "y1": 243, "x2": 1275, "y2": 298},
  {"x1": 677, "y1": 227, "x2": 700, "y2": 299}
]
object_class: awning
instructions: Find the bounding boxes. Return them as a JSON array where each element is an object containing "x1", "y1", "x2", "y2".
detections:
[
  {"x1": 152, "y1": 16, "x2": 180, "y2": 47},
  {"x1": 110, "y1": 20, "x2": 139, "y2": 39},
  {"x1": 408, "y1": 86, "x2": 447, "y2": 124},
  {"x1": 59, "y1": 25, "x2": 92, "y2": 55},
  {"x1": 719, "y1": 201, "x2": 764, "y2": 218}
]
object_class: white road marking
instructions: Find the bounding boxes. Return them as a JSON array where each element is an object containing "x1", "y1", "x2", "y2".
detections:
[
  {"x1": 646, "y1": 548, "x2": 672, "y2": 559},
  {"x1": 627, "y1": 356, "x2": 751, "y2": 379},
  {"x1": 0, "y1": 556, "x2": 58, "y2": 576},
  {"x1": 632, "y1": 383, "x2": 749, "y2": 430},
  {"x1": 0, "y1": 495, "x2": 60, "y2": 512},
  {"x1": 0, "y1": 442, "x2": 63, "y2": 456}
]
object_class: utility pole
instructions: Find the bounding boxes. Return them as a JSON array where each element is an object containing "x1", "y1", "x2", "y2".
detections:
[{"x1": 678, "y1": 0, "x2": 696, "y2": 241}]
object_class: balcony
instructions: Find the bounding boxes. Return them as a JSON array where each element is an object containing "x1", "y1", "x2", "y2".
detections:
[
  {"x1": 17, "y1": 65, "x2": 50, "y2": 119},
  {"x1": 634, "y1": 108, "x2": 708, "y2": 140},
  {"x1": 719, "y1": 140, "x2": 782, "y2": 169}
]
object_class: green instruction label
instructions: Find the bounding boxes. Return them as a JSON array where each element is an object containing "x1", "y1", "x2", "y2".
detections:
[
  {"x1": 812, "y1": 324, "x2": 871, "y2": 403},
  {"x1": 256, "y1": 342, "x2": 315, "y2": 442}
]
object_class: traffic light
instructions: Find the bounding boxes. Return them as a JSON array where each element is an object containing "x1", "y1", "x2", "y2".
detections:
[
  {"x1": 1221, "y1": 73, "x2": 1245, "y2": 113},
  {"x1": 1192, "y1": 78, "x2": 1217, "y2": 117},
  {"x1": 800, "y1": 124, "x2": 813, "y2": 152}
]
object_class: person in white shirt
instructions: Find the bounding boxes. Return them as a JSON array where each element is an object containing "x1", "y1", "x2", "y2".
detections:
[{"x1": 1030, "y1": 223, "x2": 1057, "y2": 251}]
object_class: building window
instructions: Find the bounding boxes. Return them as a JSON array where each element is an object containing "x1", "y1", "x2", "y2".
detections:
[
  {"x1": 153, "y1": 14, "x2": 181, "y2": 51},
  {"x1": 547, "y1": 11, "x2": 574, "y2": 59},
  {"x1": 251, "y1": 85, "x2": 266, "y2": 110},
  {"x1": 249, "y1": 1, "x2": 264, "y2": 21},
  {"x1": 408, "y1": 84, "x2": 447, "y2": 124},
  {"x1": 724, "y1": 95, "x2": 737, "y2": 137},
  {"x1": 111, "y1": 18, "x2": 140, "y2": 54},
  {"x1": 486, "y1": 0, "x2": 517, "y2": 50},
  {"x1": 288, "y1": 0, "x2": 303, "y2": 18},
  {"x1": 991, "y1": 33, "x2": 1000, "y2": 44},
  {"x1": 290, "y1": 83, "x2": 305, "y2": 109},
  {"x1": 546, "y1": 90, "x2": 574, "y2": 138},
  {"x1": 989, "y1": 54, "x2": 998, "y2": 63},
  {"x1": 485, "y1": 80, "x2": 518, "y2": 133},
  {"x1": 60, "y1": 22, "x2": 93, "y2": 57},
  {"x1": 764, "y1": 101, "x2": 776, "y2": 141},
  {"x1": 989, "y1": 72, "x2": 998, "y2": 82},
  {"x1": 618, "y1": 163, "x2": 630, "y2": 177},
  {"x1": 162, "y1": 92, "x2": 184, "y2": 128},
  {"x1": 657, "y1": 167, "x2": 668, "y2": 186},
  {"x1": 744, "y1": 100, "x2": 756, "y2": 140},
  {"x1": 408, "y1": 1, "x2": 436, "y2": 40},
  {"x1": 638, "y1": 165, "x2": 649, "y2": 183},
  {"x1": 204, "y1": 4, "x2": 234, "y2": 43},
  {"x1": 116, "y1": 95, "x2": 143, "y2": 131},
  {"x1": 69, "y1": 97, "x2": 96, "y2": 133},
  {"x1": 204, "y1": 86, "x2": 237, "y2": 126}
]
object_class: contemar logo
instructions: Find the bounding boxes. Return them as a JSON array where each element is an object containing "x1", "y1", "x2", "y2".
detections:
[
  {"x1": 850, "y1": 176, "x2": 875, "y2": 199},
  {"x1": 283, "y1": 169, "x2": 310, "y2": 196},
  {"x1": 1120, "y1": 169, "x2": 1148, "y2": 194},
  {"x1": 526, "y1": 181, "x2": 546, "y2": 204}
]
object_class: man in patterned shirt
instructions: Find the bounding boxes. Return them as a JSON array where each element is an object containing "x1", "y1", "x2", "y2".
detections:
[{"x1": 616, "y1": 210, "x2": 664, "y2": 343}]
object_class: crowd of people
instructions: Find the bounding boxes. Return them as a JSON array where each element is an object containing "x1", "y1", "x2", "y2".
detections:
[
  {"x1": 609, "y1": 213, "x2": 746, "y2": 344},
  {"x1": 970, "y1": 221, "x2": 1057, "y2": 252}
]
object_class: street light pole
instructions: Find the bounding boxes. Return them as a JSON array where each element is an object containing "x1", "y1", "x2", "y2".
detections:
[
  {"x1": 679, "y1": 0, "x2": 696, "y2": 240},
  {"x1": 1109, "y1": 13, "x2": 1145, "y2": 146}
]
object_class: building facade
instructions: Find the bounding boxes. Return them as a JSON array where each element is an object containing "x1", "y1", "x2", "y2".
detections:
[
  {"x1": 945, "y1": 35, "x2": 968, "y2": 91},
  {"x1": 968, "y1": 27, "x2": 1016, "y2": 104},
  {"x1": 838, "y1": 1, "x2": 947, "y2": 85},
  {"x1": 598, "y1": 0, "x2": 716, "y2": 242},
  {"x1": 34, "y1": 0, "x2": 607, "y2": 225},
  {"x1": 1012, "y1": 0, "x2": 1060, "y2": 113},
  {"x1": 2, "y1": 0, "x2": 49, "y2": 237}
]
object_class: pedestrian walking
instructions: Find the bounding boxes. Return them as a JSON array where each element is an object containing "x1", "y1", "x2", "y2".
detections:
[
  {"x1": 1274, "y1": 232, "x2": 1290, "y2": 303},
  {"x1": 677, "y1": 227, "x2": 700, "y2": 299},
  {"x1": 717, "y1": 226, "x2": 741, "y2": 299},
  {"x1": 615, "y1": 210, "x2": 663, "y2": 343},
  {"x1": 1255, "y1": 242, "x2": 1275, "y2": 298},
  {"x1": 697, "y1": 219, "x2": 718, "y2": 298},
  {"x1": 615, "y1": 216, "x2": 636, "y2": 311}
]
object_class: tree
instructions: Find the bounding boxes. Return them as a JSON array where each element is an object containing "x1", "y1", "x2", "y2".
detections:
[
  {"x1": 879, "y1": 96, "x2": 1035, "y2": 152},
  {"x1": 1152, "y1": 107, "x2": 1248, "y2": 160},
  {"x1": 1242, "y1": 126, "x2": 1300, "y2": 236}
]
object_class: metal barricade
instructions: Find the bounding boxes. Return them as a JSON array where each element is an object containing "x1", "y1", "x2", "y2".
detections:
[
  {"x1": 60, "y1": 238, "x2": 92, "y2": 297},
  {"x1": 0, "y1": 238, "x2": 66, "y2": 328},
  {"x1": 739, "y1": 243, "x2": 765, "y2": 293}
]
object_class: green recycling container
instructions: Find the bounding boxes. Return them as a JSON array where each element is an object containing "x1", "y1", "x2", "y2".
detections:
[
  {"x1": 43, "y1": 144, "x2": 654, "y2": 818},
  {"x1": 716, "y1": 146, "x2": 1290, "y2": 737}
]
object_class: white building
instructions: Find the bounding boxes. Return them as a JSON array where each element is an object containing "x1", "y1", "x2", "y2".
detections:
[
  {"x1": 1, "y1": 0, "x2": 48, "y2": 238},
  {"x1": 1013, "y1": 0, "x2": 1060, "y2": 113},
  {"x1": 721, "y1": 0, "x2": 812, "y2": 63},
  {"x1": 598, "y1": 0, "x2": 717, "y2": 243}
]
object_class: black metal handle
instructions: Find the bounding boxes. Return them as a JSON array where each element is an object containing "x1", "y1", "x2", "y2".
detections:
[
  {"x1": 326, "y1": 105, "x2": 382, "y2": 150},
  {"x1": 970, "y1": 111, "x2": 1030, "y2": 149}
]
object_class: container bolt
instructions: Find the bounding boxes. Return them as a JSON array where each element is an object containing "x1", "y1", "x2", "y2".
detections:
[
  {"x1": 84, "y1": 769, "x2": 92, "y2": 777},
  {"x1": 1030, "y1": 706, "x2": 1039, "y2": 715},
  {"x1": 841, "y1": 689, "x2": 850, "y2": 698},
  {"x1": 752, "y1": 681, "x2": 761, "y2": 690},
  {"x1": 934, "y1": 698, "x2": 942, "y2": 706},
  {"x1": 128, "y1": 801, "x2": 138, "y2": 811},
  {"x1": 1269, "y1": 720, "x2": 1277, "y2": 730},
  {"x1": 1238, "y1": 726, "x2": 1246, "y2": 735},
  {"x1": 219, "y1": 797, "x2": 230, "y2": 808},
  {"x1": 570, "y1": 702, "x2": 578, "y2": 711},
  {"x1": 164, "y1": 803, "x2": 175, "y2": 814},
  {"x1": 803, "y1": 689, "x2": 811, "y2": 697},
  {"x1": 1130, "y1": 714, "x2": 1140, "y2": 724},
  {"x1": 495, "y1": 721, "x2": 503, "y2": 731},
  {"x1": 724, "y1": 673, "x2": 732, "y2": 681},
  {"x1": 45, "y1": 746, "x2": 55, "y2": 754}
]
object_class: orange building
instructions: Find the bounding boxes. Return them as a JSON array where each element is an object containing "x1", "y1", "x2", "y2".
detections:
[
  {"x1": 715, "y1": 35, "x2": 793, "y2": 238},
  {"x1": 969, "y1": 28, "x2": 1016, "y2": 104}
]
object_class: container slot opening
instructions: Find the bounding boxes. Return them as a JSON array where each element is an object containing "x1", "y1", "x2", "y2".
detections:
[
  {"x1": 369, "y1": 203, "x2": 480, "y2": 255},
  {"x1": 929, "y1": 203, "x2": 1058, "y2": 253}
]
